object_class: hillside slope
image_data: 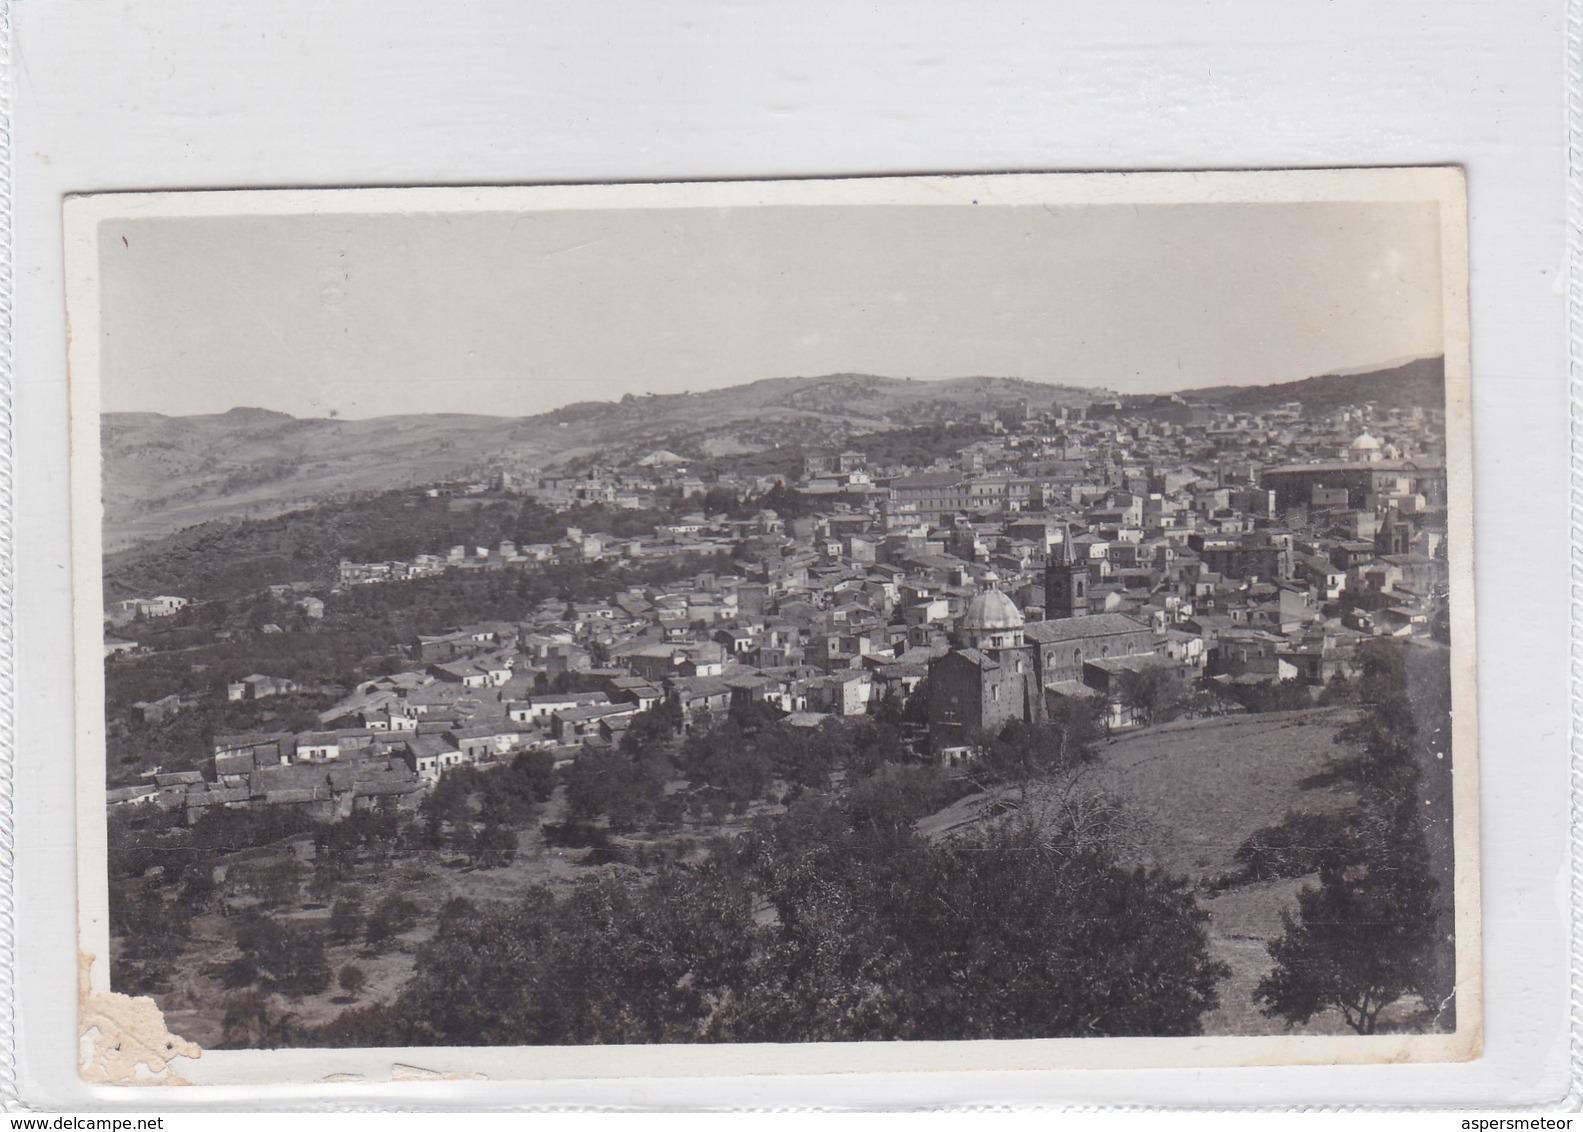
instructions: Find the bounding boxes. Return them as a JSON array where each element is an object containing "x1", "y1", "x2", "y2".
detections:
[
  {"x1": 100, "y1": 360, "x2": 1441, "y2": 553},
  {"x1": 101, "y1": 375, "x2": 1101, "y2": 551},
  {"x1": 1180, "y1": 356, "x2": 1445, "y2": 416}
]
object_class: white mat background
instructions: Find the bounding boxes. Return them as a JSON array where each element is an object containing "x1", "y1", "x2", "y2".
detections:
[{"x1": 3, "y1": 0, "x2": 1571, "y2": 1110}]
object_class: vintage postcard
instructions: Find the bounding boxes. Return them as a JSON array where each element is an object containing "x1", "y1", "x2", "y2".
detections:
[{"x1": 63, "y1": 169, "x2": 1478, "y2": 1086}]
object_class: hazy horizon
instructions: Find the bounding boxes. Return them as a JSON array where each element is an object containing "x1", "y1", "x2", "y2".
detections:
[
  {"x1": 97, "y1": 200, "x2": 1445, "y2": 419},
  {"x1": 101, "y1": 356, "x2": 1441, "y2": 421}
]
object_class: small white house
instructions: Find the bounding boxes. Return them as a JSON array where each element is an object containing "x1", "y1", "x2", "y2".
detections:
[{"x1": 295, "y1": 732, "x2": 341, "y2": 763}]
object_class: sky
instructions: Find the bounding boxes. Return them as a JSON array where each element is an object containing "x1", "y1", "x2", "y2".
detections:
[{"x1": 96, "y1": 200, "x2": 1444, "y2": 418}]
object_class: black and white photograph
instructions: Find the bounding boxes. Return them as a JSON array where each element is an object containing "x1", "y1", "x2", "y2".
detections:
[{"x1": 64, "y1": 171, "x2": 1479, "y2": 1080}]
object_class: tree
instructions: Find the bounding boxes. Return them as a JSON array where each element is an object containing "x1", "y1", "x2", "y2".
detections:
[
  {"x1": 713, "y1": 797, "x2": 1227, "y2": 1043},
  {"x1": 872, "y1": 688, "x2": 906, "y2": 729},
  {"x1": 364, "y1": 895, "x2": 423, "y2": 951},
  {"x1": 620, "y1": 703, "x2": 683, "y2": 754},
  {"x1": 475, "y1": 822, "x2": 518, "y2": 869},
  {"x1": 681, "y1": 718, "x2": 772, "y2": 814},
  {"x1": 563, "y1": 745, "x2": 669, "y2": 831},
  {"x1": 314, "y1": 822, "x2": 362, "y2": 880},
  {"x1": 756, "y1": 482, "x2": 811, "y2": 520},
  {"x1": 755, "y1": 717, "x2": 855, "y2": 790},
  {"x1": 840, "y1": 717, "x2": 912, "y2": 778},
  {"x1": 1257, "y1": 637, "x2": 1447, "y2": 1034},
  {"x1": 302, "y1": 787, "x2": 1230, "y2": 1049},
  {"x1": 701, "y1": 485, "x2": 739, "y2": 516},
  {"x1": 1220, "y1": 679, "x2": 1312, "y2": 714},
  {"x1": 226, "y1": 914, "x2": 331, "y2": 999},
  {"x1": 1256, "y1": 822, "x2": 1440, "y2": 1034},
  {"x1": 1115, "y1": 663, "x2": 1186, "y2": 727},
  {"x1": 980, "y1": 708, "x2": 1104, "y2": 793},
  {"x1": 306, "y1": 866, "x2": 341, "y2": 902},
  {"x1": 1331, "y1": 643, "x2": 1422, "y2": 810},
  {"x1": 845, "y1": 763, "x2": 956, "y2": 843},
  {"x1": 1231, "y1": 809, "x2": 1351, "y2": 884},
  {"x1": 1317, "y1": 672, "x2": 1354, "y2": 705},
  {"x1": 177, "y1": 865, "x2": 220, "y2": 913},
  {"x1": 727, "y1": 697, "x2": 784, "y2": 733},
  {"x1": 338, "y1": 964, "x2": 368, "y2": 999},
  {"x1": 510, "y1": 749, "x2": 557, "y2": 802},
  {"x1": 450, "y1": 820, "x2": 479, "y2": 862},
  {"x1": 419, "y1": 769, "x2": 477, "y2": 849},
  {"x1": 218, "y1": 991, "x2": 298, "y2": 1049},
  {"x1": 109, "y1": 886, "x2": 192, "y2": 995},
  {"x1": 329, "y1": 895, "x2": 365, "y2": 944},
  {"x1": 232, "y1": 858, "x2": 306, "y2": 911}
]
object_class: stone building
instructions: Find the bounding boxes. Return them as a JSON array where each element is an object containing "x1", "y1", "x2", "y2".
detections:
[
  {"x1": 1044, "y1": 529, "x2": 1090, "y2": 620},
  {"x1": 927, "y1": 588, "x2": 1038, "y2": 752},
  {"x1": 1024, "y1": 612, "x2": 1159, "y2": 687},
  {"x1": 928, "y1": 572, "x2": 1159, "y2": 753}
]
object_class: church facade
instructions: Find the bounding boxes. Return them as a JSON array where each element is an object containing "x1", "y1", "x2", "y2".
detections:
[
  {"x1": 926, "y1": 588, "x2": 1039, "y2": 750},
  {"x1": 1024, "y1": 613, "x2": 1159, "y2": 688},
  {"x1": 927, "y1": 538, "x2": 1161, "y2": 752}
]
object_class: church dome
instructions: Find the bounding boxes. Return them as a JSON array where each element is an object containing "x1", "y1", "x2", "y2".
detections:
[
  {"x1": 1350, "y1": 432, "x2": 1382, "y2": 451},
  {"x1": 961, "y1": 588, "x2": 1025, "y2": 632}
]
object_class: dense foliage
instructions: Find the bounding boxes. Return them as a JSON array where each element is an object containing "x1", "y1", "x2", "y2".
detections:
[
  {"x1": 1115, "y1": 664, "x2": 1188, "y2": 726},
  {"x1": 302, "y1": 790, "x2": 1226, "y2": 1047},
  {"x1": 1256, "y1": 640, "x2": 1453, "y2": 1034},
  {"x1": 104, "y1": 490, "x2": 693, "y2": 602},
  {"x1": 108, "y1": 803, "x2": 324, "y2": 995},
  {"x1": 109, "y1": 689, "x2": 1228, "y2": 1049}
]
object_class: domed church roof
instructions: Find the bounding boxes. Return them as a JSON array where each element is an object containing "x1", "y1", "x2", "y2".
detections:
[
  {"x1": 961, "y1": 588, "x2": 1025, "y2": 631},
  {"x1": 1350, "y1": 432, "x2": 1382, "y2": 451}
]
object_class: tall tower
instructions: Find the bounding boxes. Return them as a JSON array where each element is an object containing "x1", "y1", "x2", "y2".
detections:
[{"x1": 1045, "y1": 526, "x2": 1089, "y2": 620}]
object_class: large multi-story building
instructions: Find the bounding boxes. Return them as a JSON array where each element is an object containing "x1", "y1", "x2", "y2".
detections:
[
  {"x1": 1188, "y1": 530, "x2": 1293, "y2": 582},
  {"x1": 1259, "y1": 460, "x2": 1447, "y2": 511},
  {"x1": 888, "y1": 471, "x2": 970, "y2": 524}
]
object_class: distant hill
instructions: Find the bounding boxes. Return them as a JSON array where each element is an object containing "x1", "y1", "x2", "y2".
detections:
[
  {"x1": 1179, "y1": 357, "x2": 1445, "y2": 416},
  {"x1": 100, "y1": 374, "x2": 1101, "y2": 551},
  {"x1": 100, "y1": 409, "x2": 529, "y2": 553},
  {"x1": 99, "y1": 361, "x2": 1443, "y2": 553}
]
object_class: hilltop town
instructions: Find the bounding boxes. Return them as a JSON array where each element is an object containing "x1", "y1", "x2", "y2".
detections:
[
  {"x1": 100, "y1": 366, "x2": 1454, "y2": 1044},
  {"x1": 105, "y1": 367, "x2": 1447, "y2": 811}
]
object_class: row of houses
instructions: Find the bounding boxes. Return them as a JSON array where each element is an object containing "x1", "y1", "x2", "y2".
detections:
[{"x1": 108, "y1": 379, "x2": 1451, "y2": 822}]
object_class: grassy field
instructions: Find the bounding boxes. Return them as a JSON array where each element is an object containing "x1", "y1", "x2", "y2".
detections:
[
  {"x1": 1092, "y1": 708, "x2": 1359, "y2": 880},
  {"x1": 1090, "y1": 707, "x2": 1364, "y2": 1036},
  {"x1": 912, "y1": 706, "x2": 1375, "y2": 1036}
]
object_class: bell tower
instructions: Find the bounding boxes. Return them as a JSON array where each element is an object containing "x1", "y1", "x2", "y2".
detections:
[{"x1": 1045, "y1": 526, "x2": 1089, "y2": 620}]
